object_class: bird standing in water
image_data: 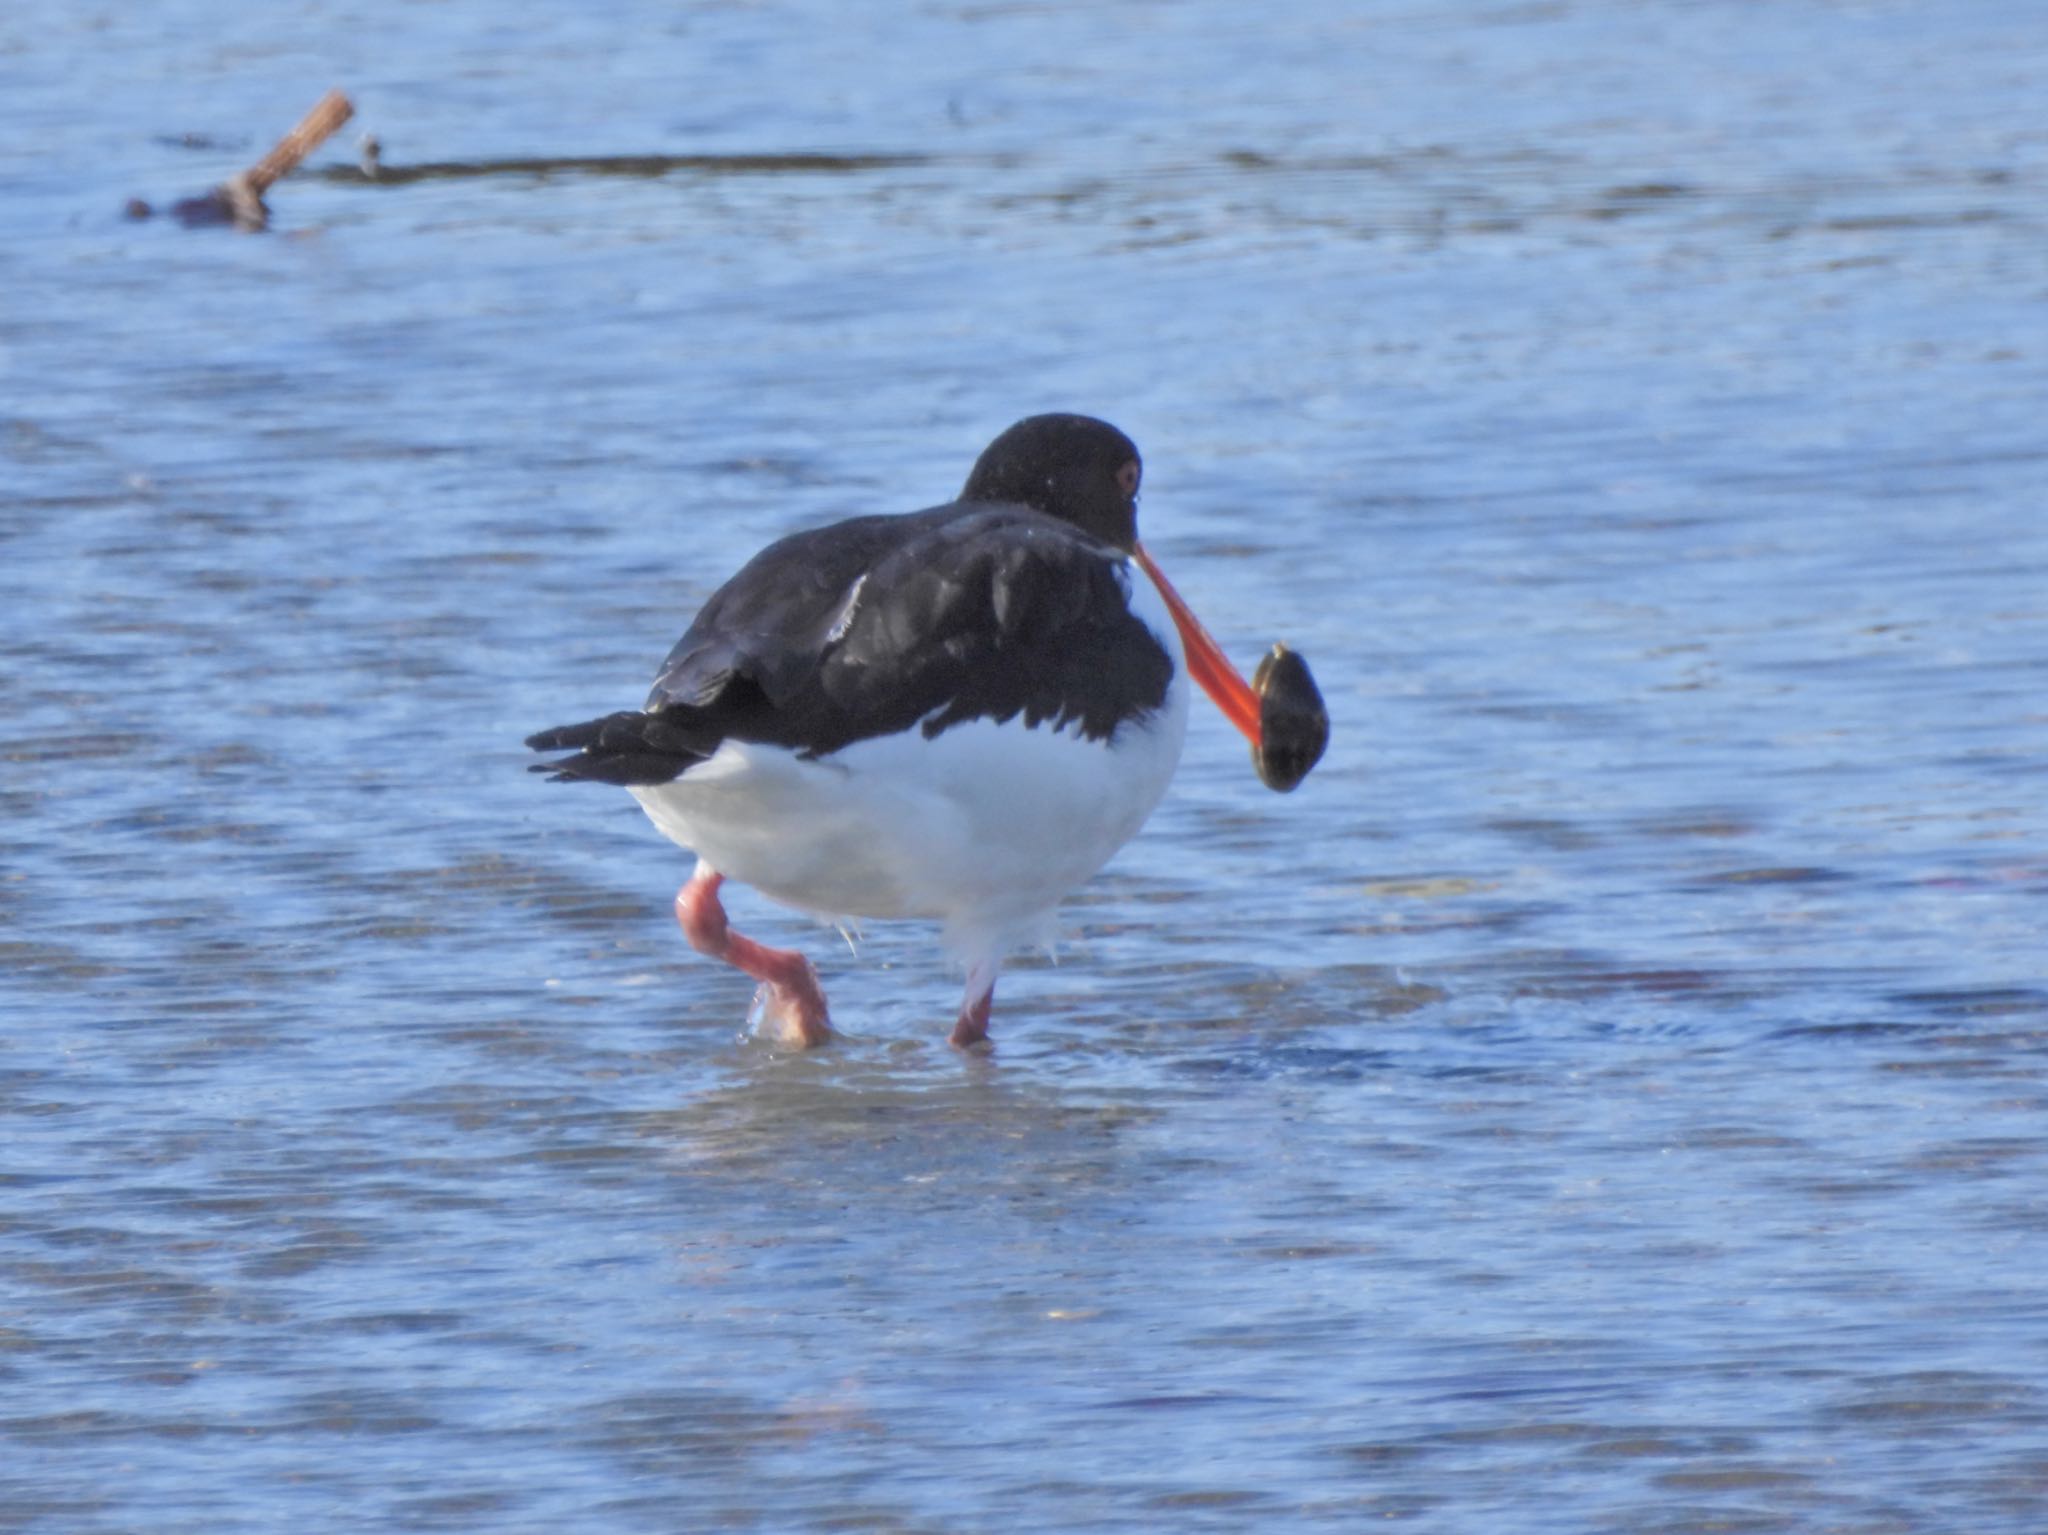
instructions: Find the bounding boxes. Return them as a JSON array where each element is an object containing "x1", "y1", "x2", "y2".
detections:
[{"x1": 528, "y1": 413, "x2": 1324, "y2": 1048}]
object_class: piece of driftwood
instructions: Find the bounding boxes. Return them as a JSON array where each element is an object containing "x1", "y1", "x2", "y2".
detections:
[{"x1": 127, "y1": 89, "x2": 354, "y2": 230}]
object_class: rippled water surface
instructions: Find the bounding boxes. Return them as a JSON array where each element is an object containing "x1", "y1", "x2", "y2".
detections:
[{"x1": 6, "y1": 2, "x2": 2048, "y2": 1530}]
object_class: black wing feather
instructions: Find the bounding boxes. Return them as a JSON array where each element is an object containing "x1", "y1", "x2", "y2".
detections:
[{"x1": 527, "y1": 501, "x2": 1173, "y2": 785}]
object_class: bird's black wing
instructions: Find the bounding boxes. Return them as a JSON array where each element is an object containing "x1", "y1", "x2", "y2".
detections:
[{"x1": 527, "y1": 502, "x2": 1173, "y2": 785}]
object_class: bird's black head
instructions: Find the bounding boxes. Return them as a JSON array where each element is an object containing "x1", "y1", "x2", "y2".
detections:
[{"x1": 960, "y1": 413, "x2": 1142, "y2": 552}]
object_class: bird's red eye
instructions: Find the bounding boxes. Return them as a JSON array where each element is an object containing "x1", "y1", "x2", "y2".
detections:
[{"x1": 1117, "y1": 459, "x2": 1141, "y2": 498}]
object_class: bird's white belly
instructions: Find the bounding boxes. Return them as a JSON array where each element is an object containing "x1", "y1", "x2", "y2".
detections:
[
  {"x1": 630, "y1": 582, "x2": 1190, "y2": 958},
  {"x1": 632, "y1": 699, "x2": 1183, "y2": 942}
]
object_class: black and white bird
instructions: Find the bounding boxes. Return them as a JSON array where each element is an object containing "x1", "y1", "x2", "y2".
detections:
[{"x1": 527, "y1": 413, "x2": 1301, "y2": 1049}]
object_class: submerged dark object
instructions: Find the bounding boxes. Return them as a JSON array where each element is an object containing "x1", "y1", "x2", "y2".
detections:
[
  {"x1": 127, "y1": 88, "x2": 353, "y2": 230},
  {"x1": 1251, "y1": 644, "x2": 1328, "y2": 792}
]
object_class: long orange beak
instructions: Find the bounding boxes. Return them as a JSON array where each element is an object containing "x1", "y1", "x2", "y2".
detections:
[{"x1": 1133, "y1": 542, "x2": 1261, "y2": 745}]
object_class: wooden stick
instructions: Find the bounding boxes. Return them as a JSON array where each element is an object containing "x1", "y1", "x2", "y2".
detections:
[
  {"x1": 136, "y1": 88, "x2": 356, "y2": 229},
  {"x1": 241, "y1": 88, "x2": 354, "y2": 196}
]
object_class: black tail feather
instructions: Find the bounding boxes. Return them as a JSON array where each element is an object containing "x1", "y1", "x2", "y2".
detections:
[{"x1": 524, "y1": 710, "x2": 716, "y2": 786}]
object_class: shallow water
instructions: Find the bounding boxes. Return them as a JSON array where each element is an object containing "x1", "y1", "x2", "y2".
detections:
[{"x1": 5, "y1": 1, "x2": 2048, "y2": 1530}]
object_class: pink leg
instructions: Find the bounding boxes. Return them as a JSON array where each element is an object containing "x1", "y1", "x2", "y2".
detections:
[
  {"x1": 949, "y1": 956, "x2": 1002, "y2": 1049},
  {"x1": 675, "y1": 864, "x2": 831, "y2": 1048}
]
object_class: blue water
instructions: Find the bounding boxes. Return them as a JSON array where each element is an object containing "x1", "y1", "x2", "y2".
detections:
[{"x1": 5, "y1": 1, "x2": 2047, "y2": 1530}]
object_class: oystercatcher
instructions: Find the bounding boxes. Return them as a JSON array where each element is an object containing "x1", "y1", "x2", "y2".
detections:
[{"x1": 528, "y1": 413, "x2": 1319, "y2": 1048}]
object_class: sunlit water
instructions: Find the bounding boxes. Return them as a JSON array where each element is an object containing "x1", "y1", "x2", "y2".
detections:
[{"x1": 5, "y1": 2, "x2": 2047, "y2": 1530}]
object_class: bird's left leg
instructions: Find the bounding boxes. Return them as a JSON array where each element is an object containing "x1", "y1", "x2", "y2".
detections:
[
  {"x1": 949, "y1": 954, "x2": 1003, "y2": 1048},
  {"x1": 674, "y1": 862, "x2": 832, "y2": 1048}
]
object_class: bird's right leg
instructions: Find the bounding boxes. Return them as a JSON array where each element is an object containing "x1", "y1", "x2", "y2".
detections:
[
  {"x1": 949, "y1": 953, "x2": 1003, "y2": 1049},
  {"x1": 674, "y1": 862, "x2": 832, "y2": 1047}
]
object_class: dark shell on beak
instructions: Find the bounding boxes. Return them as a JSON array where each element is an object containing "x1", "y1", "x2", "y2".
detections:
[{"x1": 1251, "y1": 644, "x2": 1329, "y2": 793}]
